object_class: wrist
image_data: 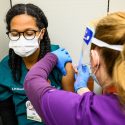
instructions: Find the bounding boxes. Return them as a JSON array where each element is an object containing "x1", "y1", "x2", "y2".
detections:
[
  {"x1": 74, "y1": 80, "x2": 87, "y2": 92},
  {"x1": 77, "y1": 87, "x2": 90, "y2": 95}
]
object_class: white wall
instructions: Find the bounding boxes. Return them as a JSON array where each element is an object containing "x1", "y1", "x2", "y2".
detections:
[
  {"x1": 110, "y1": 0, "x2": 125, "y2": 12},
  {"x1": 0, "y1": 0, "x2": 10, "y2": 59}
]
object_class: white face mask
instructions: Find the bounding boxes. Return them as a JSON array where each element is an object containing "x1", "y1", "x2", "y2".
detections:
[
  {"x1": 86, "y1": 63, "x2": 100, "y2": 85},
  {"x1": 90, "y1": 73, "x2": 99, "y2": 85},
  {"x1": 9, "y1": 36, "x2": 39, "y2": 57}
]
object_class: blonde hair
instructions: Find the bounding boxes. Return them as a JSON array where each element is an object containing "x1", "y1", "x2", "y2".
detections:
[
  {"x1": 92, "y1": 12, "x2": 125, "y2": 77},
  {"x1": 113, "y1": 45, "x2": 125, "y2": 105},
  {"x1": 91, "y1": 12, "x2": 125, "y2": 105}
]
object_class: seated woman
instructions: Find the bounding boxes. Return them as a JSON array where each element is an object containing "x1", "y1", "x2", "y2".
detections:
[{"x1": 0, "y1": 3, "x2": 75, "y2": 125}]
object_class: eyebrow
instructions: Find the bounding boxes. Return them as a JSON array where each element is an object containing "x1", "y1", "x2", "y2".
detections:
[{"x1": 10, "y1": 28, "x2": 39, "y2": 32}]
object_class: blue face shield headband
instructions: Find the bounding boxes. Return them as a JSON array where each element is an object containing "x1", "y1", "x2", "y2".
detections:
[
  {"x1": 79, "y1": 26, "x2": 123, "y2": 67},
  {"x1": 84, "y1": 27, "x2": 123, "y2": 51}
]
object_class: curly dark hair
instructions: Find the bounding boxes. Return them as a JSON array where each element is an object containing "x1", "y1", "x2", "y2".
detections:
[{"x1": 6, "y1": 3, "x2": 51, "y2": 82}]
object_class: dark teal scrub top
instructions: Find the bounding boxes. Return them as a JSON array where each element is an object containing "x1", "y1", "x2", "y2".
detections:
[{"x1": 0, "y1": 44, "x2": 62, "y2": 125}]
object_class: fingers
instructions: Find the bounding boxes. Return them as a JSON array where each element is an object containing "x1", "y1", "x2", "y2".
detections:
[
  {"x1": 78, "y1": 64, "x2": 90, "y2": 75},
  {"x1": 59, "y1": 48, "x2": 65, "y2": 51},
  {"x1": 61, "y1": 48, "x2": 72, "y2": 63},
  {"x1": 59, "y1": 48, "x2": 69, "y2": 55},
  {"x1": 82, "y1": 65, "x2": 89, "y2": 73},
  {"x1": 73, "y1": 64, "x2": 78, "y2": 73}
]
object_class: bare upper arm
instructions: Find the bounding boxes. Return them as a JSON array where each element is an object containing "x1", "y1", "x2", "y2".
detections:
[{"x1": 61, "y1": 62, "x2": 75, "y2": 92}]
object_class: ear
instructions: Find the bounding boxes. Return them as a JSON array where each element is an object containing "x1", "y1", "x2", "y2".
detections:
[
  {"x1": 90, "y1": 49, "x2": 99, "y2": 68},
  {"x1": 39, "y1": 28, "x2": 46, "y2": 39}
]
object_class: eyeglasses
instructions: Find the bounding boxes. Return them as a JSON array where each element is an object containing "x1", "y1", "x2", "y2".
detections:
[{"x1": 6, "y1": 30, "x2": 40, "y2": 41}]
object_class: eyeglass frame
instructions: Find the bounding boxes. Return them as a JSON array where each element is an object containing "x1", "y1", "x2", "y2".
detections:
[{"x1": 6, "y1": 29, "x2": 40, "y2": 41}]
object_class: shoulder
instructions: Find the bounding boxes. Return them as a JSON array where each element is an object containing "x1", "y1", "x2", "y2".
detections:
[
  {"x1": 82, "y1": 92, "x2": 118, "y2": 105},
  {"x1": 76, "y1": 92, "x2": 120, "y2": 114},
  {"x1": 81, "y1": 92, "x2": 123, "y2": 124},
  {"x1": 81, "y1": 92, "x2": 120, "y2": 116},
  {"x1": 0, "y1": 55, "x2": 9, "y2": 67},
  {"x1": 0, "y1": 55, "x2": 13, "y2": 85},
  {"x1": 0, "y1": 55, "x2": 12, "y2": 75},
  {"x1": 50, "y1": 44, "x2": 60, "y2": 52}
]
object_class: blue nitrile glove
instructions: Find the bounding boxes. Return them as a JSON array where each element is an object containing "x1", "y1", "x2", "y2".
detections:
[
  {"x1": 52, "y1": 48, "x2": 72, "y2": 75},
  {"x1": 74, "y1": 64, "x2": 90, "y2": 92}
]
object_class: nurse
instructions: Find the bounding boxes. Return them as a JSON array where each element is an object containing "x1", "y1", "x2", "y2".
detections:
[{"x1": 24, "y1": 12, "x2": 125, "y2": 125}]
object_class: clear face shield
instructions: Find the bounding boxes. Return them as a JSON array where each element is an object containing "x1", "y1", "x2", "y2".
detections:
[
  {"x1": 78, "y1": 26, "x2": 123, "y2": 85},
  {"x1": 78, "y1": 26, "x2": 94, "y2": 74}
]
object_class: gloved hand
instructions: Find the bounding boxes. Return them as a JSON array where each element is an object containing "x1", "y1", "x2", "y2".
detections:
[
  {"x1": 74, "y1": 64, "x2": 90, "y2": 92},
  {"x1": 52, "y1": 48, "x2": 72, "y2": 75}
]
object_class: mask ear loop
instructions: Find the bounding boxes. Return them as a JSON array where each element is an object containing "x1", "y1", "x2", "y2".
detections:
[
  {"x1": 37, "y1": 28, "x2": 45, "y2": 45},
  {"x1": 91, "y1": 50, "x2": 100, "y2": 74},
  {"x1": 94, "y1": 50, "x2": 99, "y2": 75}
]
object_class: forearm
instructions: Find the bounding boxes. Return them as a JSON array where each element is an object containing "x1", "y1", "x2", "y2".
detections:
[{"x1": 24, "y1": 53, "x2": 57, "y2": 117}]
